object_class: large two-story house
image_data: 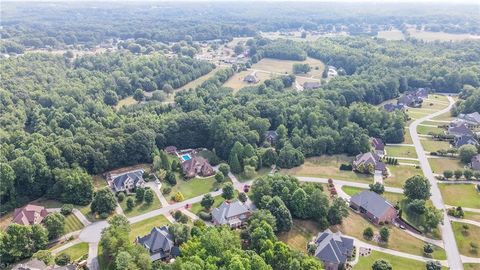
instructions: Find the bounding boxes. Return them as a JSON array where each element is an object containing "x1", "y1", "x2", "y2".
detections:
[
  {"x1": 312, "y1": 229, "x2": 354, "y2": 270},
  {"x1": 136, "y1": 226, "x2": 180, "y2": 262},
  {"x1": 181, "y1": 156, "x2": 215, "y2": 178},
  {"x1": 212, "y1": 200, "x2": 251, "y2": 228},
  {"x1": 107, "y1": 169, "x2": 145, "y2": 194}
]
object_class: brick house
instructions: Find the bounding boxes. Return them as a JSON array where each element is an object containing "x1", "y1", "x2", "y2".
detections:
[{"x1": 349, "y1": 191, "x2": 398, "y2": 225}]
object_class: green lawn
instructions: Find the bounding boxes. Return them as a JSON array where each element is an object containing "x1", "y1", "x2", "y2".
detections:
[
  {"x1": 129, "y1": 215, "x2": 170, "y2": 241},
  {"x1": 407, "y1": 110, "x2": 431, "y2": 119},
  {"x1": 428, "y1": 157, "x2": 465, "y2": 174},
  {"x1": 119, "y1": 192, "x2": 162, "y2": 218},
  {"x1": 416, "y1": 125, "x2": 444, "y2": 135},
  {"x1": 341, "y1": 186, "x2": 404, "y2": 204},
  {"x1": 236, "y1": 167, "x2": 271, "y2": 182},
  {"x1": 464, "y1": 263, "x2": 480, "y2": 270},
  {"x1": 281, "y1": 155, "x2": 373, "y2": 184},
  {"x1": 403, "y1": 128, "x2": 413, "y2": 144},
  {"x1": 439, "y1": 184, "x2": 480, "y2": 208},
  {"x1": 385, "y1": 145, "x2": 418, "y2": 159},
  {"x1": 432, "y1": 111, "x2": 456, "y2": 122},
  {"x1": 354, "y1": 251, "x2": 428, "y2": 270},
  {"x1": 420, "y1": 138, "x2": 451, "y2": 153},
  {"x1": 452, "y1": 221, "x2": 480, "y2": 257},
  {"x1": 400, "y1": 200, "x2": 441, "y2": 239},
  {"x1": 58, "y1": 242, "x2": 89, "y2": 261},
  {"x1": 385, "y1": 165, "x2": 423, "y2": 188},
  {"x1": 278, "y1": 219, "x2": 320, "y2": 253},
  {"x1": 190, "y1": 195, "x2": 227, "y2": 215},
  {"x1": 64, "y1": 214, "x2": 84, "y2": 234},
  {"x1": 168, "y1": 176, "x2": 226, "y2": 200},
  {"x1": 464, "y1": 211, "x2": 480, "y2": 223}
]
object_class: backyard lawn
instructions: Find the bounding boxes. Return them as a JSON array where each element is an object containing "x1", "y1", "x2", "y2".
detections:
[
  {"x1": 341, "y1": 186, "x2": 404, "y2": 204},
  {"x1": 281, "y1": 155, "x2": 373, "y2": 184},
  {"x1": 416, "y1": 125, "x2": 444, "y2": 135},
  {"x1": 64, "y1": 214, "x2": 84, "y2": 234},
  {"x1": 420, "y1": 138, "x2": 451, "y2": 153},
  {"x1": 168, "y1": 176, "x2": 227, "y2": 200},
  {"x1": 129, "y1": 215, "x2": 170, "y2": 241},
  {"x1": 452, "y1": 221, "x2": 480, "y2": 257},
  {"x1": 333, "y1": 209, "x2": 446, "y2": 259},
  {"x1": 385, "y1": 145, "x2": 418, "y2": 159},
  {"x1": 278, "y1": 219, "x2": 320, "y2": 253},
  {"x1": 463, "y1": 211, "x2": 480, "y2": 223},
  {"x1": 354, "y1": 251, "x2": 428, "y2": 270},
  {"x1": 439, "y1": 184, "x2": 480, "y2": 208},
  {"x1": 464, "y1": 263, "x2": 480, "y2": 270},
  {"x1": 385, "y1": 165, "x2": 423, "y2": 188},
  {"x1": 428, "y1": 157, "x2": 465, "y2": 174},
  {"x1": 58, "y1": 242, "x2": 89, "y2": 261},
  {"x1": 119, "y1": 191, "x2": 162, "y2": 218}
]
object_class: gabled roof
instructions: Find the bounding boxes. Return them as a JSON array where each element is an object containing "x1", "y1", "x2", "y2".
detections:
[
  {"x1": 111, "y1": 170, "x2": 144, "y2": 191},
  {"x1": 350, "y1": 191, "x2": 395, "y2": 218},
  {"x1": 454, "y1": 135, "x2": 479, "y2": 148},
  {"x1": 383, "y1": 103, "x2": 404, "y2": 112},
  {"x1": 459, "y1": 112, "x2": 480, "y2": 124},
  {"x1": 314, "y1": 229, "x2": 353, "y2": 264},
  {"x1": 371, "y1": 138, "x2": 385, "y2": 151},
  {"x1": 244, "y1": 72, "x2": 259, "y2": 83},
  {"x1": 12, "y1": 258, "x2": 47, "y2": 270},
  {"x1": 136, "y1": 226, "x2": 179, "y2": 259},
  {"x1": 181, "y1": 156, "x2": 214, "y2": 178},
  {"x1": 265, "y1": 130, "x2": 278, "y2": 139},
  {"x1": 353, "y1": 152, "x2": 381, "y2": 167},
  {"x1": 212, "y1": 200, "x2": 250, "y2": 225},
  {"x1": 12, "y1": 204, "x2": 49, "y2": 226},
  {"x1": 448, "y1": 122, "x2": 473, "y2": 137}
]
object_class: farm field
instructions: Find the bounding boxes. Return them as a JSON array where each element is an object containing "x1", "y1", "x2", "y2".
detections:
[
  {"x1": 377, "y1": 29, "x2": 405, "y2": 40},
  {"x1": 341, "y1": 186, "x2": 404, "y2": 204},
  {"x1": 176, "y1": 67, "x2": 223, "y2": 91},
  {"x1": 416, "y1": 125, "x2": 444, "y2": 135},
  {"x1": 407, "y1": 28, "x2": 480, "y2": 42},
  {"x1": 278, "y1": 219, "x2": 320, "y2": 252},
  {"x1": 420, "y1": 138, "x2": 451, "y2": 153},
  {"x1": 168, "y1": 176, "x2": 227, "y2": 200},
  {"x1": 428, "y1": 158, "x2": 465, "y2": 174},
  {"x1": 385, "y1": 145, "x2": 418, "y2": 159},
  {"x1": 451, "y1": 221, "x2": 480, "y2": 257},
  {"x1": 129, "y1": 215, "x2": 170, "y2": 241},
  {"x1": 439, "y1": 184, "x2": 480, "y2": 209},
  {"x1": 58, "y1": 242, "x2": 89, "y2": 261},
  {"x1": 119, "y1": 191, "x2": 162, "y2": 218},
  {"x1": 354, "y1": 250, "x2": 428, "y2": 270},
  {"x1": 281, "y1": 155, "x2": 373, "y2": 184},
  {"x1": 261, "y1": 31, "x2": 348, "y2": 42},
  {"x1": 385, "y1": 165, "x2": 423, "y2": 188},
  {"x1": 223, "y1": 70, "x2": 273, "y2": 91}
]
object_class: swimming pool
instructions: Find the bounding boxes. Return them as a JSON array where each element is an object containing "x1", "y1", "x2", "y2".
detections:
[{"x1": 182, "y1": 154, "x2": 191, "y2": 161}]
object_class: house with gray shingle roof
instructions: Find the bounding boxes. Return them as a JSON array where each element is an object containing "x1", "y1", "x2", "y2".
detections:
[
  {"x1": 107, "y1": 169, "x2": 145, "y2": 194},
  {"x1": 243, "y1": 72, "x2": 259, "y2": 84},
  {"x1": 453, "y1": 135, "x2": 479, "y2": 148},
  {"x1": 312, "y1": 229, "x2": 353, "y2": 270},
  {"x1": 349, "y1": 191, "x2": 398, "y2": 225},
  {"x1": 136, "y1": 226, "x2": 180, "y2": 262},
  {"x1": 212, "y1": 200, "x2": 251, "y2": 228},
  {"x1": 471, "y1": 154, "x2": 480, "y2": 171},
  {"x1": 352, "y1": 152, "x2": 387, "y2": 175},
  {"x1": 371, "y1": 138, "x2": 385, "y2": 157},
  {"x1": 447, "y1": 122, "x2": 474, "y2": 137},
  {"x1": 458, "y1": 112, "x2": 480, "y2": 127}
]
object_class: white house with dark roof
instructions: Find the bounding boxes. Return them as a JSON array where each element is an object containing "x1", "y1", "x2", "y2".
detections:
[
  {"x1": 312, "y1": 229, "x2": 354, "y2": 270},
  {"x1": 352, "y1": 152, "x2": 387, "y2": 175},
  {"x1": 349, "y1": 191, "x2": 398, "y2": 225},
  {"x1": 243, "y1": 72, "x2": 259, "y2": 84},
  {"x1": 107, "y1": 169, "x2": 145, "y2": 194},
  {"x1": 383, "y1": 103, "x2": 405, "y2": 113},
  {"x1": 212, "y1": 200, "x2": 251, "y2": 228},
  {"x1": 458, "y1": 112, "x2": 480, "y2": 127},
  {"x1": 136, "y1": 226, "x2": 180, "y2": 262}
]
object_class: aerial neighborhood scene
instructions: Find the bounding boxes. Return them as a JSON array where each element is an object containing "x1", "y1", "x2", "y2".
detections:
[{"x1": 1, "y1": 1, "x2": 480, "y2": 270}]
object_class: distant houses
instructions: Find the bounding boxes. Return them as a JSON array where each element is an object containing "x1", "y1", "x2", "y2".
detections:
[
  {"x1": 371, "y1": 137, "x2": 385, "y2": 157},
  {"x1": 12, "y1": 204, "x2": 49, "y2": 226},
  {"x1": 212, "y1": 200, "x2": 252, "y2": 228},
  {"x1": 349, "y1": 190, "x2": 398, "y2": 225},
  {"x1": 397, "y1": 88, "x2": 428, "y2": 108},
  {"x1": 457, "y1": 112, "x2": 480, "y2": 128},
  {"x1": 264, "y1": 130, "x2": 278, "y2": 145},
  {"x1": 107, "y1": 169, "x2": 145, "y2": 194},
  {"x1": 243, "y1": 72, "x2": 259, "y2": 84},
  {"x1": 352, "y1": 152, "x2": 387, "y2": 175},
  {"x1": 311, "y1": 229, "x2": 353, "y2": 270},
  {"x1": 12, "y1": 258, "x2": 76, "y2": 270},
  {"x1": 136, "y1": 226, "x2": 180, "y2": 262},
  {"x1": 471, "y1": 154, "x2": 480, "y2": 171}
]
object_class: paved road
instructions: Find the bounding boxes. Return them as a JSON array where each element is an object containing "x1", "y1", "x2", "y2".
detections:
[
  {"x1": 450, "y1": 217, "x2": 480, "y2": 228},
  {"x1": 409, "y1": 95, "x2": 463, "y2": 270}
]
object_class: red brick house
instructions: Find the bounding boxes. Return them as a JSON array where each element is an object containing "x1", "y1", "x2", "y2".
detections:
[
  {"x1": 349, "y1": 191, "x2": 397, "y2": 225},
  {"x1": 181, "y1": 156, "x2": 215, "y2": 178},
  {"x1": 12, "y1": 204, "x2": 49, "y2": 226}
]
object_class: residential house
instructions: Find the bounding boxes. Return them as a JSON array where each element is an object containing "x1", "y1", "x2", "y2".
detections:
[
  {"x1": 471, "y1": 154, "x2": 480, "y2": 171},
  {"x1": 12, "y1": 259, "x2": 76, "y2": 270},
  {"x1": 397, "y1": 88, "x2": 428, "y2": 108},
  {"x1": 448, "y1": 122, "x2": 474, "y2": 137},
  {"x1": 12, "y1": 204, "x2": 49, "y2": 226},
  {"x1": 164, "y1": 146, "x2": 178, "y2": 155},
  {"x1": 383, "y1": 103, "x2": 405, "y2": 113},
  {"x1": 264, "y1": 130, "x2": 278, "y2": 145},
  {"x1": 349, "y1": 191, "x2": 398, "y2": 225},
  {"x1": 453, "y1": 135, "x2": 479, "y2": 148},
  {"x1": 312, "y1": 229, "x2": 354, "y2": 270},
  {"x1": 243, "y1": 72, "x2": 259, "y2": 84},
  {"x1": 352, "y1": 152, "x2": 387, "y2": 175},
  {"x1": 212, "y1": 200, "x2": 251, "y2": 228},
  {"x1": 181, "y1": 156, "x2": 215, "y2": 178},
  {"x1": 458, "y1": 112, "x2": 480, "y2": 127},
  {"x1": 371, "y1": 137, "x2": 385, "y2": 156},
  {"x1": 136, "y1": 226, "x2": 180, "y2": 262},
  {"x1": 303, "y1": 81, "x2": 321, "y2": 90},
  {"x1": 107, "y1": 169, "x2": 145, "y2": 194}
]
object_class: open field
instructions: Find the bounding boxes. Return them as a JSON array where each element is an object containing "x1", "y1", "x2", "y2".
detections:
[
  {"x1": 281, "y1": 155, "x2": 373, "y2": 184},
  {"x1": 432, "y1": 111, "x2": 456, "y2": 122},
  {"x1": 262, "y1": 31, "x2": 348, "y2": 42},
  {"x1": 119, "y1": 192, "x2": 162, "y2": 218},
  {"x1": 428, "y1": 157, "x2": 465, "y2": 174},
  {"x1": 223, "y1": 70, "x2": 274, "y2": 91},
  {"x1": 464, "y1": 211, "x2": 480, "y2": 223},
  {"x1": 236, "y1": 167, "x2": 271, "y2": 182},
  {"x1": 385, "y1": 165, "x2": 423, "y2": 188},
  {"x1": 251, "y1": 57, "x2": 325, "y2": 78},
  {"x1": 439, "y1": 184, "x2": 480, "y2": 209},
  {"x1": 400, "y1": 199, "x2": 441, "y2": 239},
  {"x1": 407, "y1": 110, "x2": 431, "y2": 120},
  {"x1": 176, "y1": 67, "x2": 223, "y2": 91},
  {"x1": 115, "y1": 96, "x2": 137, "y2": 109},
  {"x1": 354, "y1": 250, "x2": 428, "y2": 270},
  {"x1": 64, "y1": 214, "x2": 84, "y2": 234},
  {"x1": 418, "y1": 101, "x2": 450, "y2": 111},
  {"x1": 168, "y1": 176, "x2": 226, "y2": 201},
  {"x1": 58, "y1": 242, "x2": 89, "y2": 261},
  {"x1": 385, "y1": 145, "x2": 418, "y2": 159},
  {"x1": 416, "y1": 125, "x2": 444, "y2": 135},
  {"x1": 333, "y1": 209, "x2": 446, "y2": 259},
  {"x1": 341, "y1": 186, "x2": 404, "y2": 204},
  {"x1": 129, "y1": 215, "x2": 170, "y2": 241},
  {"x1": 420, "y1": 138, "x2": 451, "y2": 153},
  {"x1": 452, "y1": 221, "x2": 480, "y2": 257},
  {"x1": 465, "y1": 263, "x2": 480, "y2": 270},
  {"x1": 278, "y1": 219, "x2": 320, "y2": 252},
  {"x1": 377, "y1": 29, "x2": 405, "y2": 40},
  {"x1": 407, "y1": 29, "x2": 480, "y2": 42}
]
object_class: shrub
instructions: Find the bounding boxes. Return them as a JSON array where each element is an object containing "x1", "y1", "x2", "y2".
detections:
[
  {"x1": 117, "y1": 192, "x2": 125, "y2": 202},
  {"x1": 126, "y1": 197, "x2": 135, "y2": 211},
  {"x1": 215, "y1": 172, "x2": 225, "y2": 183},
  {"x1": 339, "y1": 163, "x2": 352, "y2": 171},
  {"x1": 166, "y1": 171, "x2": 177, "y2": 186},
  {"x1": 99, "y1": 212, "x2": 109, "y2": 219},
  {"x1": 162, "y1": 186, "x2": 172, "y2": 195},
  {"x1": 363, "y1": 227, "x2": 374, "y2": 240},
  {"x1": 219, "y1": 163, "x2": 230, "y2": 176},
  {"x1": 172, "y1": 192, "x2": 184, "y2": 202},
  {"x1": 55, "y1": 254, "x2": 71, "y2": 266},
  {"x1": 424, "y1": 243, "x2": 434, "y2": 254},
  {"x1": 198, "y1": 211, "x2": 212, "y2": 221},
  {"x1": 60, "y1": 204, "x2": 74, "y2": 216}
]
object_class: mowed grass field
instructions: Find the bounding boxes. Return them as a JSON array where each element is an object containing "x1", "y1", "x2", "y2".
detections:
[
  {"x1": 168, "y1": 176, "x2": 226, "y2": 200},
  {"x1": 439, "y1": 184, "x2": 480, "y2": 209},
  {"x1": 189, "y1": 194, "x2": 226, "y2": 215},
  {"x1": 281, "y1": 155, "x2": 373, "y2": 184},
  {"x1": 420, "y1": 138, "x2": 451, "y2": 153},
  {"x1": 64, "y1": 214, "x2": 84, "y2": 234},
  {"x1": 119, "y1": 192, "x2": 162, "y2": 218},
  {"x1": 464, "y1": 263, "x2": 480, "y2": 270},
  {"x1": 385, "y1": 145, "x2": 418, "y2": 159},
  {"x1": 385, "y1": 165, "x2": 423, "y2": 188},
  {"x1": 416, "y1": 125, "x2": 444, "y2": 135},
  {"x1": 428, "y1": 157, "x2": 465, "y2": 174},
  {"x1": 251, "y1": 57, "x2": 325, "y2": 78},
  {"x1": 58, "y1": 242, "x2": 89, "y2": 261},
  {"x1": 464, "y1": 211, "x2": 480, "y2": 223},
  {"x1": 452, "y1": 221, "x2": 480, "y2": 257},
  {"x1": 407, "y1": 28, "x2": 480, "y2": 42},
  {"x1": 223, "y1": 70, "x2": 274, "y2": 91},
  {"x1": 354, "y1": 251, "x2": 428, "y2": 270},
  {"x1": 129, "y1": 215, "x2": 170, "y2": 241},
  {"x1": 278, "y1": 219, "x2": 320, "y2": 252}
]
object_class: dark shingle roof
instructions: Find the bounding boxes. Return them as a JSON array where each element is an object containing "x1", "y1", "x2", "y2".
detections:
[
  {"x1": 212, "y1": 200, "x2": 250, "y2": 225},
  {"x1": 314, "y1": 229, "x2": 353, "y2": 264},
  {"x1": 350, "y1": 191, "x2": 394, "y2": 218},
  {"x1": 112, "y1": 170, "x2": 144, "y2": 191},
  {"x1": 136, "y1": 226, "x2": 179, "y2": 260}
]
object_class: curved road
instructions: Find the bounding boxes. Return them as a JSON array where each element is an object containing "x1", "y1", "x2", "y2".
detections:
[{"x1": 409, "y1": 95, "x2": 463, "y2": 270}]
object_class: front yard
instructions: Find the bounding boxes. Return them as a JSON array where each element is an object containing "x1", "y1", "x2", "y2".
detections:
[
  {"x1": 129, "y1": 215, "x2": 170, "y2": 241},
  {"x1": 189, "y1": 195, "x2": 227, "y2": 215},
  {"x1": 428, "y1": 157, "x2": 465, "y2": 174},
  {"x1": 420, "y1": 138, "x2": 451, "y2": 153},
  {"x1": 452, "y1": 221, "x2": 480, "y2": 257},
  {"x1": 354, "y1": 250, "x2": 430, "y2": 270},
  {"x1": 236, "y1": 167, "x2": 271, "y2": 182},
  {"x1": 278, "y1": 219, "x2": 321, "y2": 252},
  {"x1": 416, "y1": 125, "x2": 444, "y2": 135},
  {"x1": 385, "y1": 165, "x2": 423, "y2": 188},
  {"x1": 64, "y1": 214, "x2": 84, "y2": 234},
  {"x1": 167, "y1": 176, "x2": 226, "y2": 201},
  {"x1": 281, "y1": 155, "x2": 373, "y2": 184},
  {"x1": 439, "y1": 184, "x2": 480, "y2": 209},
  {"x1": 58, "y1": 242, "x2": 89, "y2": 261},
  {"x1": 463, "y1": 211, "x2": 480, "y2": 223},
  {"x1": 385, "y1": 145, "x2": 418, "y2": 159},
  {"x1": 119, "y1": 191, "x2": 162, "y2": 218}
]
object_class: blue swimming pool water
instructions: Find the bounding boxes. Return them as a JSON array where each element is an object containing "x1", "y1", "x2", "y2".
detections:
[{"x1": 182, "y1": 154, "x2": 191, "y2": 161}]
